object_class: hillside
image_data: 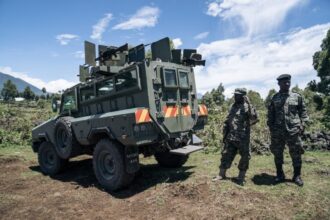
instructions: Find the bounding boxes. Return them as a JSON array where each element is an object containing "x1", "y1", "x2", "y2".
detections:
[{"x1": 0, "y1": 72, "x2": 43, "y2": 95}]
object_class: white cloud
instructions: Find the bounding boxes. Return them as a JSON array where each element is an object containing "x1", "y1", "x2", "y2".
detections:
[
  {"x1": 56, "y1": 34, "x2": 79, "y2": 45},
  {"x1": 195, "y1": 23, "x2": 330, "y2": 97},
  {"x1": 0, "y1": 66, "x2": 77, "y2": 93},
  {"x1": 206, "y1": 0, "x2": 303, "y2": 36},
  {"x1": 194, "y1": 32, "x2": 209, "y2": 40},
  {"x1": 73, "y1": 51, "x2": 84, "y2": 59},
  {"x1": 90, "y1": 13, "x2": 113, "y2": 42},
  {"x1": 113, "y1": 6, "x2": 160, "y2": 30},
  {"x1": 172, "y1": 38, "x2": 183, "y2": 48}
]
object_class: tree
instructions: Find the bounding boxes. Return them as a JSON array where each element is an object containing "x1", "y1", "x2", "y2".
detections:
[
  {"x1": 201, "y1": 83, "x2": 226, "y2": 107},
  {"x1": 313, "y1": 29, "x2": 330, "y2": 95},
  {"x1": 307, "y1": 80, "x2": 318, "y2": 92},
  {"x1": 42, "y1": 87, "x2": 46, "y2": 94},
  {"x1": 23, "y1": 86, "x2": 35, "y2": 100},
  {"x1": 247, "y1": 90, "x2": 264, "y2": 110},
  {"x1": 212, "y1": 83, "x2": 225, "y2": 106},
  {"x1": 291, "y1": 84, "x2": 303, "y2": 94},
  {"x1": 1, "y1": 80, "x2": 18, "y2": 101},
  {"x1": 201, "y1": 92, "x2": 213, "y2": 107},
  {"x1": 312, "y1": 28, "x2": 330, "y2": 129}
]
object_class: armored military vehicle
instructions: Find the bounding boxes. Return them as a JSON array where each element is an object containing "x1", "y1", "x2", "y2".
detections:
[{"x1": 31, "y1": 37, "x2": 208, "y2": 191}]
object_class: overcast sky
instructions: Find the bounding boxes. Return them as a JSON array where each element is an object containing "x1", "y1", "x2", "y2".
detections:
[{"x1": 0, "y1": 0, "x2": 329, "y2": 97}]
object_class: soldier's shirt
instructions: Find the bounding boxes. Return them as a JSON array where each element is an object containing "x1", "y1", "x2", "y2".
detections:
[
  {"x1": 267, "y1": 91, "x2": 309, "y2": 136},
  {"x1": 225, "y1": 102, "x2": 251, "y2": 142}
]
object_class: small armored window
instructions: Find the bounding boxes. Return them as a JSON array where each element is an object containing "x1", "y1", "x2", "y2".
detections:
[
  {"x1": 97, "y1": 78, "x2": 114, "y2": 96},
  {"x1": 164, "y1": 69, "x2": 177, "y2": 87},
  {"x1": 80, "y1": 85, "x2": 95, "y2": 102},
  {"x1": 115, "y1": 69, "x2": 138, "y2": 91},
  {"x1": 179, "y1": 71, "x2": 189, "y2": 88},
  {"x1": 62, "y1": 91, "x2": 77, "y2": 111}
]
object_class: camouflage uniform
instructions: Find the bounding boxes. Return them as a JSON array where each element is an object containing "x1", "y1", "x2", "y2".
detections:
[
  {"x1": 220, "y1": 92, "x2": 258, "y2": 172},
  {"x1": 267, "y1": 91, "x2": 309, "y2": 169}
]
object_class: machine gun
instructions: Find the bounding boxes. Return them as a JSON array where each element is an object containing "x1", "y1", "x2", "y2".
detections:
[
  {"x1": 182, "y1": 53, "x2": 206, "y2": 67},
  {"x1": 95, "y1": 43, "x2": 128, "y2": 62}
]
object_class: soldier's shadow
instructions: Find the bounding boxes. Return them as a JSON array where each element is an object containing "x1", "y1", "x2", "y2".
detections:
[
  {"x1": 252, "y1": 173, "x2": 277, "y2": 185},
  {"x1": 29, "y1": 158, "x2": 194, "y2": 198}
]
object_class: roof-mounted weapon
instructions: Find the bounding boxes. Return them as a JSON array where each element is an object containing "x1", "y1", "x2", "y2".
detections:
[{"x1": 95, "y1": 43, "x2": 128, "y2": 63}]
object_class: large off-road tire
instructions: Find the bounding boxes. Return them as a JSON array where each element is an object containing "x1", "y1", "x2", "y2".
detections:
[
  {"x1": 38, "y1": 141, "x2": 67, "y2": 175},
  {"x1": 54, "y1": 117, "x2": 80, "y2": 159},
  {"x1": 154, "y1": 151, "x2": 189, "y2": 168},
  {"x1": 93, "y1": 139, "x2": 134, "y2": 191}
]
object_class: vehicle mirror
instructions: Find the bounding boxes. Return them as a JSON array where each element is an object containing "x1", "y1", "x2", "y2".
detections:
[{"x1": 51, "y1": 98, "x2": 58, "y2": 113}]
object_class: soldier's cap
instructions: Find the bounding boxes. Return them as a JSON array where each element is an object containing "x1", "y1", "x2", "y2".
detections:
[
  {"x1": 277, "y1": 74, "x2": 291, "y2": 81},
  {"x1": 234, "y1": 88, "x2": 247, "y2": 96}
]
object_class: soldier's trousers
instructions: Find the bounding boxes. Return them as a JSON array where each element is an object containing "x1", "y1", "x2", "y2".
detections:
[
  {"x1": 270, "y1": 132, "x2": 304, "y2": 168},
  {"x1": 220, "y1": 139, "x2": 251, "y2": 171}
]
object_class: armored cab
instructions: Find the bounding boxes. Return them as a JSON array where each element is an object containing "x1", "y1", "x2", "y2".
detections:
[{"x1": 31, "y1": 37, "x2": 208, "y2": 191}]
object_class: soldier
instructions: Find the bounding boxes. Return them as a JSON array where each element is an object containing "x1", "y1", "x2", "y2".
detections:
[
  {"x1": 213, "y1": 88, "x2": 258, "y2": 185},
  {"x1": 267, "y1": 74, "x2": 309, "y2": 186}
]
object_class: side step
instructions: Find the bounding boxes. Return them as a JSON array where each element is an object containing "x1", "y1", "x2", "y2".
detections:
[{"x1": 170, "y1": 145, "x2": 204, "y2": 155}]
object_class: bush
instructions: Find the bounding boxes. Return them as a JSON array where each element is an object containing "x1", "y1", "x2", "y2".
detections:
[{"x1": 0, "y1": 101, "x2": 53, "y2": 148}]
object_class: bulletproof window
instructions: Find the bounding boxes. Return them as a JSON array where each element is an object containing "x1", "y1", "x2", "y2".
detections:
[
  {"x1": 62, "y1": 90, "x2": 77, "y2": 112},
  {"x1": 163, "y1": 69, "x2": 177, "y2": 88},
  {"x1": 115, "y1": 68, "x2": 138, "y2": 92},
  {"x1": 97, "y1": 78, "x2": 114, "y2": 96},
  {"x1": 80, "y1": 85, "x2": 95, "y2": 102},
  {"x1": 179, "y1": 71, "x2": 189, "y2": 88}
]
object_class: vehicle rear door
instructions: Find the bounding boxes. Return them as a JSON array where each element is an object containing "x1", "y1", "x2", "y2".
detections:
[{"x1": 159, "y1": 67, "x2": 194, "y2": 133}]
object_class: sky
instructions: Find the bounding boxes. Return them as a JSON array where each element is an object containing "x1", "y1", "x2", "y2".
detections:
[{"x1": 0, "y1": 0, "x2": 329, "y2": 97}]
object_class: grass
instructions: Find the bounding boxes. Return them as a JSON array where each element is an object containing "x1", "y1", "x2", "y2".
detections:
[
  {"x1": 0, "y1": 144, "x2": 36, "y2": 161},
  {"x1": 1, "y1": 146, "x2": 329, "y2": 219},
  {"x1": 141, "y1": 149, "x2": 330, "y2": 219}
]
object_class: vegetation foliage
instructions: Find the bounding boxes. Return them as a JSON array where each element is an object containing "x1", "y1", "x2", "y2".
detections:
[
  {"x1": 0, "y1": 101, "x2": 54, "y2": 148},
  {"x1": 312, "y1": 29, "x2": 330, "y2": 129}
]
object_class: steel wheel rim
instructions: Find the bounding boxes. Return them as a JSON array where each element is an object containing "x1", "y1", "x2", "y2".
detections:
[
  {"x1": 43, "y1": 148, "x2": 56, "y2": 169},
  {"x1": 56, "y1": 127, "x2": 68, "y2": 149},
  {"x1": 98, "y1": 151, "x2": 115, "y2": 180}
]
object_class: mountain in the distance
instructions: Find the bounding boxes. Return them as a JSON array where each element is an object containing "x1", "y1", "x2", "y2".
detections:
[{"x1": 0, "y1": 72, "x2": 43, "y2": 95}]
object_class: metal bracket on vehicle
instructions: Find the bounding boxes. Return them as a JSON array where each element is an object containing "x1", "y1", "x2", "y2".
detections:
[{"x1": 169, "y1": 145, "x2": 203, "y2": 155}]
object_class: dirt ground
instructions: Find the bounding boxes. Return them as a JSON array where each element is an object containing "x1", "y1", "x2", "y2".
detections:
[{"x1": 1, "y1": 152, "x2": 330, "y2": 220}]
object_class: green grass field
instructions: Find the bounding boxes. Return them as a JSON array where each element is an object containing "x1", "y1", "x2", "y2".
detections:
[{"x1": 1, "y1": 145, "x2": 329, "y2": 219}]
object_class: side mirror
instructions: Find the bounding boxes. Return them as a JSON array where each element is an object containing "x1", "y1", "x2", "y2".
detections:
[{"x1": 51, "y1": 98, "x2": 58, "y2": 113}]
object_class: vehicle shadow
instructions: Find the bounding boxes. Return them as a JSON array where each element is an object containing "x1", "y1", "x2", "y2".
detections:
[{"x1": 29, "y1": 158, "x2": 194, "y2": 198}]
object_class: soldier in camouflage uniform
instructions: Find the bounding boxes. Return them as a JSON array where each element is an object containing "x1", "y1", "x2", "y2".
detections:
[
  {"x1": 213, "y1": 88, "x2": 258, "y2": 185},
  {"x1": 267, "y1": 74, "x2": 309, "y2": 186}
]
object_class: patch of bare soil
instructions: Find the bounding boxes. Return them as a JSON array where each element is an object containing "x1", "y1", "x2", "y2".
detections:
[{"x1": 0, "y1": 155, "x2": 326, "y2": 220}]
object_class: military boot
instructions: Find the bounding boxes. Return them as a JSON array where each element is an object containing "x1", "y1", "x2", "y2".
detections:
[
  {"x1": 212, "y1": 168, "x2": 227, "y2": 181},
  {"x1": 275, "y1": 164, "x2": 285, "y2": 183},
  {"x1": 236, "y1": 170, "x2": 246, "y2": 186},
  {"x1": 293, "y1": 166, "x2": 304, "y2": 187}
]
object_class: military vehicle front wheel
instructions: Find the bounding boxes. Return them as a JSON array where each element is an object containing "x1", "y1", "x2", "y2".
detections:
[
  {"x1": 93, "y1": 139, "x2": 134, "y2": 191},
  {"x1": 154, "y1": 152, "x2": 188, "y2": 168},
  {"x1": 54, "y1": 117, "x2": 80, "y2": 159},
  {"x1": 38, "y1": 142, "x2": 67, "y2": 175}
]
